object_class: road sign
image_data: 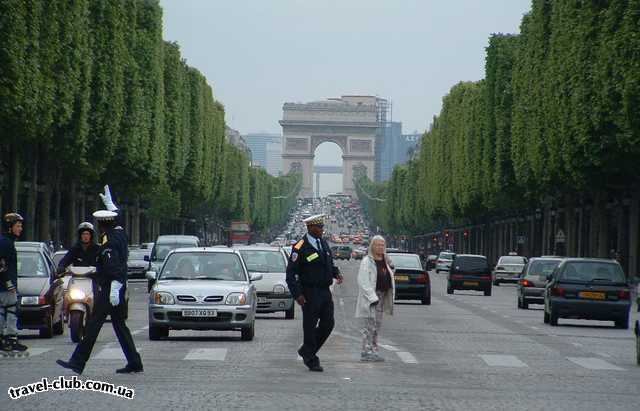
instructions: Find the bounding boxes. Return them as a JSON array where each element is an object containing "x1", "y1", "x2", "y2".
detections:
[
  {"x1": 517, "y1": 236, "x2": 526, "y2": 244},
  {"x1": 555, "y1": 230, "x2": 566, "y2": 243}
]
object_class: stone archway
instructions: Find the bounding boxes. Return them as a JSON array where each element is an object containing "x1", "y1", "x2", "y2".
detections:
[{"x1": 279, "y1": 96, "x2": 379, "y2": 198}]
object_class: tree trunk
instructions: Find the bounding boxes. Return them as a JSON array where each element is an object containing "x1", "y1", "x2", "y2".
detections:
[
  {"x1": 25, "y1": 145, "x2": 39, "y2": 240},
  {"x1": 38, "y1": 150, "x2": 51, "y2": 242}
]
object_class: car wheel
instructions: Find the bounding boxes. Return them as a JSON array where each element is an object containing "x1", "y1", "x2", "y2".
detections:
[
  {"x1": 446, "y1": 284, "x2": 453, "y2": 295},
  {"x1": 421, "y1": 289, "x2": 431, "y2": 305},
  {"x1": 69, "y1": 311, "x2": 85, "y2": 343},
  {"x1": 285, "y1": 305, "x2": 295, "y2": 320},
  {"x1": 484, "y1": 288, "x2": 492, "y2": 297},
  {"x1": 39, "y1": 312, "x2": 54, "y2": 339},
  {"x1": 522, "y1": 299, "x2": 529, "y2": 310},
  {"x1": 149, "y1": 325, "x2": 169, "y2": 340},
  {"x1": 241, "y1": 322, "x2": 255, "y2": 341},
  {"x1": 493, "y1": 280, "x2": 500, "y2": 286},
  {"x1": 549, "y1": 307, "x2": 559, "y2": 326},
  {"x1": 543, "y1": 310, "x2": 550, "y2": 324},
  {"x1": 615, "y1": 315, "x2": 629, "y2": 329},
  {"x1": 53, "y1": 309, "x2": 64, "y2": 335}
]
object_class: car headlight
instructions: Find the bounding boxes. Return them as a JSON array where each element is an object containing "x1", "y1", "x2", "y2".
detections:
[
  {"x1": 68, "y1": 289, "x2": 86, "y2": 301},
  {"x1": 21, "y1": 296, "x2": 43, "y2": 305},
  {"x1": 226, "y1": 292, "x2": 247, "y2": 305},
  {"x1": 273, "y1": 284, "x2": 286, "y2": 294},
  {"x1": 153, "y1": 291, "x2": 175, "y2": 305}
]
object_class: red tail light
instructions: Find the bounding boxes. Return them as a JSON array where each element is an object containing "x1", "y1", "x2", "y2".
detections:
[
  {"x1": 480, "y1": 275, "x2": 491, "y2": 280},
  {"x1": 520, "y1": 279, "x2": 534, "y2": 287},
  {"x1": 451, "y1": 274, "x2": 463, "y2": 280},
  {"x1": 618, "y1": 290, "x2": 630, "y2": 300},
  {"x1": 551, "y1": 287, "x2": 565, "y2": 297}
]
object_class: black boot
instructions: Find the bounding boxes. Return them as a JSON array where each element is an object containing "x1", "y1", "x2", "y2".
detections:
[
  {"x1": 116, "y1": 363, "x2": 143, "y2": 374},
  {"x1": 56, "y1": 359, "x2": 83, "y2": 374}
]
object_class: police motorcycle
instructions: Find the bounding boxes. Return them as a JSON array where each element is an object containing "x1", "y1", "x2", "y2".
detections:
[{"x1": 65, "y1": 266, "x2": 96, "y2": 343}]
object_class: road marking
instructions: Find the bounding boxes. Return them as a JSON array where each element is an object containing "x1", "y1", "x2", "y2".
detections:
[
  {"x1": 132, "y1": 329, "x2": 144, "y2": 335},
  {"x1": 184, "y1": 348, "x2": 227, "y2": 361},
  {"x1": 27, "y1": 348, "x2": 52, "y2": 356},
  {"x1": 530, "y1": 326, "x2": 540, "y2": 330},
  {"x1": 571, "y1": 342, "x2": 583, "y2": 347},
  {"x1": 567, "y1": 357, "x2": 624, "y2": 371},
  {"x1": 379, "y1": 344, "x2": 399, "y2": 352},
  {"x1": 95, "y1": 348, "x2": 128, "y2": 360},
  {"x1": 396, "y1": 351, "x2": 418, "y2": 364},
  {"x1": 479, "y1": 354, "x2": 528, "y2": 368},
  {"x1": 502, "y1": 315, "x2": 510, "y2": 319},
  {"x1": 595, "y1": 352, "x2": 612, "y2": 358}
]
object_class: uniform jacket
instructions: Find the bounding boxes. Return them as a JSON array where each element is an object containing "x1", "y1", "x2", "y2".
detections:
[
  {"x1": 285, "y1": 234, "x2": 340, "y2": 299},
  {"x1": 0, "y1": 233, "x2": 18, "y2": 291},
  {"x1": 94, "y1": 227, "x2": 128, "y2": 290},
  {"x1": 355, "y1": 255, "x2": 395, "y2": 318},
  {"x1": 58, "y1": 242, "x2": 100, "y2": 270}
]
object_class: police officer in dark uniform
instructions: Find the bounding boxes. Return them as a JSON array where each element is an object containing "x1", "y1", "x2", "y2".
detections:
[
  {"x1": 57, "y1": 222, "x2": 100, "y2": 272},
  {"x1": 57, "y1": 186, "x2": 142, "y2": 374},
  {"x1": 286, "y1": 214, "x2": 342, "y2": 372}
]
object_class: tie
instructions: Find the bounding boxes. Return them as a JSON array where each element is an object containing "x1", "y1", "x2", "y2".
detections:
[{"x1": 316, "y1": 238, "x2": 323, "y2": 253}]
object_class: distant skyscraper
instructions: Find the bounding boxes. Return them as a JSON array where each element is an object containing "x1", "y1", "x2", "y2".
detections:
[
  {"x1": 243, "y1": 133, "x2": 283, "y2": 176},
  {"x1": 375, "y1": 122, "x2": 422, "y2": 182}
]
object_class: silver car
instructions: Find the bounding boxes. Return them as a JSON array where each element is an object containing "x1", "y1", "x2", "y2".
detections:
[
  {"x1": 235, "y1": 246, "x2": 295, "y2": 319},
  {"x1": 493, "y1": 255, "x2": 528, "y2": 285},
  {"x1": 147, "y1": 248, "x2": 260, "y2": 341},
  {"x1": 436, "y1": 252, "x2": 455, "y2": 273}
]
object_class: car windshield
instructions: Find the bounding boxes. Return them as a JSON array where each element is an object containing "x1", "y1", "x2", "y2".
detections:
[
  {"x1": 500, "y1": 256, "x2": 526, "y2": 264},
  {"x1": 439, "y1": 253, "x2": 454, "y2": 260},
  {"x1": 159, "y1": 253, "x2": 246, "y2": 281},
  {"x1": 152, "y1": 243, "x2": 193, "y2": 261},
  {"x1": 388, "y1": 254, "x2": 422, "y2": 270},
  {"x1": 526, "y1": 260, "x2": 561, "y2": 279},
  {"x1": 559, "y1": 262, "x2": 626, "y2": 283},
  {"x1": 17, "y1": 251, "x2": 48, "y2": 278},
  {"x1": 452, "y1": 256, "x2": 488, "y2": 273},
  {"x1": 239, "y1": 250, "x2": 286, "y2": 273}
]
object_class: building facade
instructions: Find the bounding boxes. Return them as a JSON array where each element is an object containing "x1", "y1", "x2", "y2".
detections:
[
  {"x1": 243, "y1": 133, "x2": 282, "y2": 176},
  {"x1": 280, "y1": 96, "x2": 384, "y2": 198},
  {"x1": 374, "y1": 122, "x2": 422, "y2": 182}
]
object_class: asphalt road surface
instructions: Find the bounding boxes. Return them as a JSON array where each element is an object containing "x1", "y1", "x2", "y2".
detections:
[{"x1": 2, "y1": 259, "x2": 639, "y2": 410}]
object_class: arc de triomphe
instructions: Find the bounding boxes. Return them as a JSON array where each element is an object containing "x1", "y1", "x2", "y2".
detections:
[{"x1": 279, "y1": 96, "x2": 379, "y2": 198}]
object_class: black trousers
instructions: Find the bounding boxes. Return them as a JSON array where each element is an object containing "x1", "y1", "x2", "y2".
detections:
[
  {"x1": 300, "y1": 287, "x2": 334, "y2": 363},
  {"x1": 70, "y1": 284, "x2": 141, "y2": 370}
]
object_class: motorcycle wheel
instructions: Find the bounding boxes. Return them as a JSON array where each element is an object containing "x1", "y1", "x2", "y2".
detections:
[{"x1": 69, "y1": 311, "x2": 85, "y2": 343}]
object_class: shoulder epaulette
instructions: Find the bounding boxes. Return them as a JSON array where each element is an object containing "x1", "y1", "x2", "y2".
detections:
[{"x1": 294, "y1": 240, "x2": 304, "y2": 250}]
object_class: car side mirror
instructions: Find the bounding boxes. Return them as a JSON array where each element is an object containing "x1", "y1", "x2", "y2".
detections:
[
  {"x1": 144, "y1": 255, "x2": 149, "y2": 262},
  {"x1": 145, "y1": 271, "x2": 157, "y2": 281},
  {"x1": 249, "y1": 273, "x2": 263, "y2": 282}
]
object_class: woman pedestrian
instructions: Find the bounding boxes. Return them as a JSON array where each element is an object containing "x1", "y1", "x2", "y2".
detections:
[{"x1": 355, "y1": 235, "x2": 395, "y2": 362}]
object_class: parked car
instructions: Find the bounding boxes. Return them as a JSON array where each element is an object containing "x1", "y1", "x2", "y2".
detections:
[
  {"x1": 15, "y1": 242, "x2": 65, "y2": 338},
  {"x1": 493, "y1": 255, "x2": 528, "y2": 285},
  {"x1": 128, "y1": 248, "x2": 150, "y2": 279},
  {"x1": 447, "y1": 254, "x2": 492, "y2": 296},
  {"x1": 235, "y1": 245, "x2": 294, "y2": 319},
  {"x1": 543, "y1": 258, "x2": 631, "y2": 328},
  {"x1": 147, "y1": 247, "x2": 259, "y2": 340},
  {"x1": 334, "y1": 245, "x2": 353, "y2": 260},
  {"x1": 436, "y1": 251, "x2": 455, "y2": 273},
  {"x1": 146, "y1": 235, "x2": 200, "y2": 292},
  {"x1": 351, "y1": 248, "x2": 366, "y2": 260},
  {"x1": 388, "y1": 252, "x2": 431, "y2": 305},
  {"x1": 517, "y1": 257, "x2": 563, "y2": 309}
]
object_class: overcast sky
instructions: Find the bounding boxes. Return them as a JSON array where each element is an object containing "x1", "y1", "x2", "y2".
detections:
[{"x1": 160, "y1": 0, "x2": 532, "y2": 194}]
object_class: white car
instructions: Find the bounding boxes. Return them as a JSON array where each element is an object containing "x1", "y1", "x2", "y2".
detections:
[
  {"x1": 147, "y1": 248, "x2": 259, "y2": 341},
  {"x1": 235, "y1": 245, "x2": 295, "y2": 319},
  {"x1": 493, "y1": 255, "x2": 528, "y2": 285},
  {"x1": 436, "y1": 252, "x2": 455, "y2": 273}
]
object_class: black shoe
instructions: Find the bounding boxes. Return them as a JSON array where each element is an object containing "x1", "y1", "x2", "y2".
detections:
[
  {"x1": 56, "y1": 359, "x2": 83, "y2": 374},
  {"x1": 307, "y1": 363, "x2": 323, "y2": 372},
  {"x1": 116, "y1": 364, "x2": 144, "y2": 374},
  {"x1": 6, "y1": 338, "x2": 27, "y2": 352}
]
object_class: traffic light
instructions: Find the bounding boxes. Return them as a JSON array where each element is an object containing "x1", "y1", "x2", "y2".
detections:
[
  {"x1": 444, "y1": 230, "x2": 449, "y2": 239},
  {"x1": 464, "y1": 229, "x2": 469, "y2": 239}
]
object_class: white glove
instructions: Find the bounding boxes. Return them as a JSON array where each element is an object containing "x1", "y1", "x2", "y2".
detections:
[
  {"x1": 99, "y1": 185, "x2": 118, "y2": 211},
  {"x1": 110, "y1": 281, "x2": 123, "y2": 306}
]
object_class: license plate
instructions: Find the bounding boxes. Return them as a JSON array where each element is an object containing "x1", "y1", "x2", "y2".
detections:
[
  {"x1": 579, "y1": 291, "x2": 605, "y2": 300},
  {"x1": 395, "y1": 275, "x2": 409, "y2": 282},
  {"x1": 181, "y1": 309, "x2": 217, "y2": 317},
  {"x1": 258, "y1": 297, "x2": 268, "y2": 303},
  {"x1": 463, "y1": 281, "x2": 479, "y2": 286}
]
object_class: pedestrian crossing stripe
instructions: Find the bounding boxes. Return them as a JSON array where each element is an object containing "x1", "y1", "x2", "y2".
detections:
[{"x1": 184, "y1": 348, "x2": 227, "y2": 361}]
